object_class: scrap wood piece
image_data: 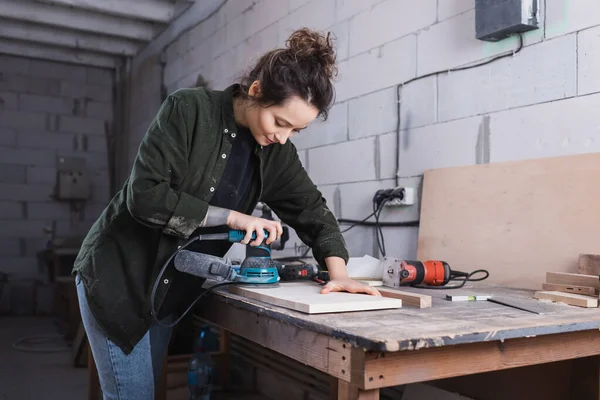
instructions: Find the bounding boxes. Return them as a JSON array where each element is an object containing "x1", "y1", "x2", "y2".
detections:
[
  {"x1": 229, "y1": 282, "x2": 403, "y2": 314},
  {"x1": 578, "y1": 254, "x2": 600, "y2": 276},
  {"x1": 546, "y1": 272, "x2": 600, "y2": 289},
  {"x1": 378, "y1": 287, "x2": 432, "y2": 308},
  {"x1": 541, "y1": 283, "x2": 598, "y2": 296},
  {"x1": 534, "y1": 291, "x2": 598, "y2": 308}
]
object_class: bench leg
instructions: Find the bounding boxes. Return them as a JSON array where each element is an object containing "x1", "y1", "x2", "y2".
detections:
[{"x1": 337, "y1": 380, "x2": 379, "y2": 400}]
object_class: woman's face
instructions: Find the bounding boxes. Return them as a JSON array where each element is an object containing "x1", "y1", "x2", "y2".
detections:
[{"x1": 245, "y1": 81, "x2": 319, "y2": 147}]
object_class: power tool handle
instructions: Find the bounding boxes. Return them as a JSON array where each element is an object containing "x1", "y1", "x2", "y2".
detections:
[{"x1": 228, "y1": 229, "x2": 270, "y2": 243}]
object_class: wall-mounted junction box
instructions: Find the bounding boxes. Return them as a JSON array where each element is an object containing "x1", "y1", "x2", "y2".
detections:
[
  {"x1": 475, "y1": 0, "x2": 539, "y2": 42},
  {"x1": 56, "y1": 156, "x2": 92, "y2": 201}
]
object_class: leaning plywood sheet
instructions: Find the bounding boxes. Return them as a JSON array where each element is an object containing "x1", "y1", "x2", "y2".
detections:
[
  {"x1": 229, "y1": 282, "x2": 402, "y2": 314},
  {"x1": 417, "y1": 152, "x2": 600, "y2": 290}
]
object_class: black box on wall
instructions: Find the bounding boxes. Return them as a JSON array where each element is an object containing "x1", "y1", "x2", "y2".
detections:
[{"x1": 475, "y1": 0, "x2": 539, "y2": 42}]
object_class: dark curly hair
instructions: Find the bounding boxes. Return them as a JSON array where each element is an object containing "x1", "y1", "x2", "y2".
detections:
[{"x1": 237, "y1": 27, "x2": 338, "y2": 120}]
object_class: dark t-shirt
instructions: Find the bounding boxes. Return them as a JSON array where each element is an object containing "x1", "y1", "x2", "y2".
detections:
[{"x1": 159, "y1": 124, "x2": 260, "y2": 318}]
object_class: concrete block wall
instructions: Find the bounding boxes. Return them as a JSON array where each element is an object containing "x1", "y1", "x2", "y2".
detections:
[
  {"x1": 154, "y1": 0, "x2": 600, "y2": 260},
  {"x1": 127, "y1": 55, "x2": 163, "y2": 170},
  {"x1": 0, "y1": 54, "x2": 114, "y2": 280}
]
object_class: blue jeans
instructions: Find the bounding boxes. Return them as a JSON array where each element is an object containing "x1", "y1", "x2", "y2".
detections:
[{"x1": 76, "y1": 274, "x2": 173, "y2": 399}]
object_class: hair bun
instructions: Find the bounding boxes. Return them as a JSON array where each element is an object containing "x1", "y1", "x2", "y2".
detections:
[{"x1": 286, "y1": 28, "x2": 337, "y2": 79}]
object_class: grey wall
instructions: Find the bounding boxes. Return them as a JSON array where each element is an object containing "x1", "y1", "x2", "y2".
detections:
[
  {"x1": 134, "y1": 0, "x2": 600, "y2": 261},
  {"x1": 0, "y1": 55, "x2": 113, "y2": 281}
]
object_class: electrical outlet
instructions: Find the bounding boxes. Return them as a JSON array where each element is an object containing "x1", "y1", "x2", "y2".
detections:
[{"x1": 385, "y1": 187, "x2": 415, "y2": 206}]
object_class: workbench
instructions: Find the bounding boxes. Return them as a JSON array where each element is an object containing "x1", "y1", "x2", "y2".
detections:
[{"x1": 196, "y1": 283, "x2": 600, "y2": 400}]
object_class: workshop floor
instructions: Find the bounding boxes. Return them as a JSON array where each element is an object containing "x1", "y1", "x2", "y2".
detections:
[
  {"x1": 0, "y1": 316, "x2": 270, "y2": 400},
  {"x1": 0, "y1": 316, "x2": 87, "y2": 400}
]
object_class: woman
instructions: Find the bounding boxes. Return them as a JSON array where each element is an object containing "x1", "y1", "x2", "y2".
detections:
[{"x1": 73, "y1": 27, "x2": 380, "y2": 399}]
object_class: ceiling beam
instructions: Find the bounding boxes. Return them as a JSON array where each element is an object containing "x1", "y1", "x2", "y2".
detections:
[
  {"x1": 0, "y1": 0, "x2": 160, "y2": 41},
  {"x1": 0, "y1": 18, "x2": 141, "y2": 56},
  {"x1": 0, "y1": 38, "x2": 118, "y2": 69},
  {"x1": 33, "y1": 0, "x2": 181, "y2": 24}
]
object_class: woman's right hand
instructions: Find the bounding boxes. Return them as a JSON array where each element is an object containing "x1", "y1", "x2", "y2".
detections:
[{"x1": 226, "y1": 211, "x2": 283, "y2": 247}]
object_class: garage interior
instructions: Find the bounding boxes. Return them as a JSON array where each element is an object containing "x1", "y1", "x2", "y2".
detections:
[{"x1": 2, "y1": 0, "x2": 600, "y2": 399}]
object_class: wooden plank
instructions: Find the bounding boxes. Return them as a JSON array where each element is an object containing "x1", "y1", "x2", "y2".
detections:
[
  {"x1": 546, "y1": 272, "x2": 600, "y2": 289},
  {"x1": 337, "y1": 380, "x2": 380, "y2": 400},
  {"x1": 229, "y1": 282, "x2": 402, "y2": 314},
  {"x1": 417, "y1": 152, "x2": 600, "y2": 290},
  {"x1": 359, "y1": 329, "x2": 600, "y2": 390},
  {"x1": 542, "y1": 283, "x2": 598, "y2": 296},
  {"x1": 377, "y1": 287, "x2": 432, "y2": 308},
  {"x1": 534, "y1": 291, "x2": 598, "y2": 308},
  {"x1": 579, "y1": 255, "x2": 600, "y2": 276},
  {"x1": 194, "y1": 297, "x2": 354, "y2": 382}
]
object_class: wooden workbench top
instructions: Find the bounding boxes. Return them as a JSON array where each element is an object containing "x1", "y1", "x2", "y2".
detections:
[{"x1": 205, "y1": 283, "x2": 600, "y2": 352}]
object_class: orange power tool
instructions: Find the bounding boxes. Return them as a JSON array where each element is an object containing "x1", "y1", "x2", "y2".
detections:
[
  {"x1": 398, "y1": 260, "x2": 453, "y2": 286},
  {"x1": 384, "y1": 259, "x2": 489, "y2": 289}
]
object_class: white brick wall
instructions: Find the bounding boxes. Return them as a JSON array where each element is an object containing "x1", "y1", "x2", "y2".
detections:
[
  {"x1": 349, "y1": 0, "x2": 436, "y2": 57},
  {"x1": 292, "y1": 102, "x2": 348, "y2": 149},
  {"x1": 437, "y1": 0, "x2": 474, "y2": 21},
  {"x1": 134, "y1": 0, "x2": 600, "y2": 261},
  {"x1": 308, "y1": 137, "x2": 376, "y2": 185},
  {"x1": 0, "y1": 55, "x2": 114, "y2": 281},
  {"x1": 490, "y1": 93, "x2": 600, "y2": 162},
  {"x1": 437, "y1": 34, "x2": 577, "y2": 122},
  {"x1": 578, "y1": 26, "x2": 600, "y2": 95}
]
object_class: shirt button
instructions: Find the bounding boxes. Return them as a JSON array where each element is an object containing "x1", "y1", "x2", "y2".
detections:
[
  {"x1": 221, "y1": 154, "x2": 226, "y2": 159},
  {"x1": 231, "y1": 133, "x2": 236, "y2": 138},
  {"x1": 224, "y1": 129, "x2": 229, "y2": 133},
  {"x1": 210, "y1": 187, "x2": 215, "y2": 192}
]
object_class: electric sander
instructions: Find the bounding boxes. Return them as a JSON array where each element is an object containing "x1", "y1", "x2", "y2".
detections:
[
  {"x1": 151, "y1": 229, "x2": 281, "y2": 327},
  {"x1": 171, "y1": 229, "x2": 281, "y2": 286}
]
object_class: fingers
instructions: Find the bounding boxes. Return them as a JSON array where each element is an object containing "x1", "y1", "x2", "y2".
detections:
[
  {"x1": 250, "y1": 224, "x2": 265, "y2": 247},
  {"x1": 319, "y1": 280, "x2": 382, "y2": 297},
  {"x1": 265, "y1": 223, "x2": 277, "y2": 245},
  {"x1": 320, "y1": 282, "x2": 335, "y2": 294},
  {"x1": 242, "y1": 223, "x2": 255, "y2": 245}
]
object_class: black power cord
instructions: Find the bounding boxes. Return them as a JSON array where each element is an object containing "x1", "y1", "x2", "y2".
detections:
[
  {"x1": 338, "y1": 189, "x2": 420, "y2": 257},
  {"x1": 412, "y1": 269, "x2": 490, "y2": 290}
]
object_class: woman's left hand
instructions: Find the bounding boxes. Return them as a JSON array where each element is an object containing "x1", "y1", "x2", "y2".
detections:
[{"x1": 320, "y1": 278, "x2": 381, "y2": 296}]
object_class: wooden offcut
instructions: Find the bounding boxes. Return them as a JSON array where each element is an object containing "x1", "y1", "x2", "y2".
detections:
[
  {"x1": 377, "y1": 287, "x2": 432, "y2": 308},
  {"x1": 541, "y1": 283, "x2": 598, "y2": 296},
  {"x1": 229, "y1": 282, "x2": 402, "y2": 314},
  {"x1": 417, "y1": 153, "x2": 600, "y2": 290},
  {"x1": 534, "y1": 291, "x2": 598, "y2": 308},
  {"x1": 546, "y1": 272, "x2": 600, "y2": 290},
  {"x1": 578, "y1": 254, "x2": 600, "y2": 276},
  {"x1": 542, "y1": 282, "x2": 598, "y2": 296}
]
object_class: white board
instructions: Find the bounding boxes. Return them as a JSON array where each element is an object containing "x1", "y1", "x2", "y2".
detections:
[{"x1": 229, "y1": 282, "x2": 402, "y2": 314}]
